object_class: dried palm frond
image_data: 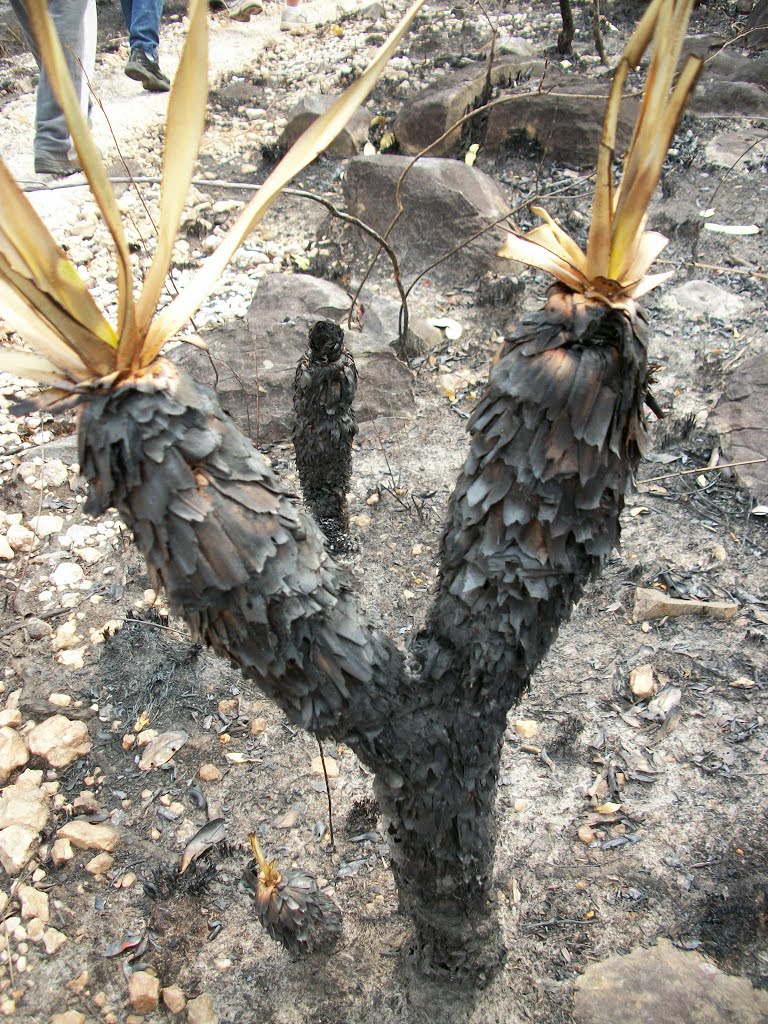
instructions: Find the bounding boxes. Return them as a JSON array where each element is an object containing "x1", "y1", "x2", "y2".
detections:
[
  {"x1": 0, "y1": 0, "x2": 428, "y2": 400},
  {"x1": 498, "y1": 0, "x2": 702, "y2": 309}
]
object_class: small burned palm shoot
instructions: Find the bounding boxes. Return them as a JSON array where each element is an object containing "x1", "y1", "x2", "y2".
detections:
[
  {"x1": 292, "y1": 320, "x2": 358, "y2": 552},
  {"x1": 245, "y1": 834, "x2": 342, "y2": 956}
]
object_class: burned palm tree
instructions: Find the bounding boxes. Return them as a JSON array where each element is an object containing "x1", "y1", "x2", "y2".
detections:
[
  {"x1": 0, "y1": 0, "x2": 700, "y2": 983},
  {"x1": 245, "y1": 834, "x2": 342, "y2": 955},
  {"x1": 292, "y1": 320, "x2": 358, "y2": 551}
]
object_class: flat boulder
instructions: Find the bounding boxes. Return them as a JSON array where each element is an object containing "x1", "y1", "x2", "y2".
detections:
[
  {"x1": 574, "y1": 938, "x2": 768, "y2": 1024},
  {"x1": 341, "y1": 155, "x2": 512, "y2": 283},
  {"x1": 279, "y1": 95, "x2": 371, "y2": 157},
  {"x1": 173, "y1": 274, "x2": 414, "y2": 443},
  {"x1": 483, "y1": 82, "x2": 639, "y2": 167},
  {"x1": 745, "y1": 0, "x2": 768, "y2": 48},
  {"x1": 394, "y1": 56, "x2": 542, "y2": 157},
  {"x1": 709, "y1": 353, "x2": 768, "y2": 502}
]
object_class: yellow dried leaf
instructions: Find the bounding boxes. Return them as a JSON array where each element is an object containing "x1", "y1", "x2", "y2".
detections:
[{"x1": 595, "y1": 801, "x2": 622, "y2": 814}]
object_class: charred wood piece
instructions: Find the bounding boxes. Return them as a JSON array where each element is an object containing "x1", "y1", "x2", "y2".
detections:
[{"x1": 292, "y1": 320, "x2": 358, "y2": 552}]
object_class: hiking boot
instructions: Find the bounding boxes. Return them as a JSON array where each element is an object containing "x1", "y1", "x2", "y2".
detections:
[
  {"x1": 280, "y1": 5, "x2": 310, "y2": 31},
  {"x1": 227, "y1": 0, "x2": 264, "y2": 20},
  {"x1": 125, "y1": 49, "x2": 171, "y2": 92},
  {"x1": 34, "y1": 153, "x2": 82, "y2": 177}
]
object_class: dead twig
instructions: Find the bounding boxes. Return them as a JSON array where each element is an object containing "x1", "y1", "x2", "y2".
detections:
[
  {"x1": 641, "y1": 458, "x2": 768, "y2": 484},
  {"x1": 316, "y1": 739, "x2": 335, "y2": 850}
]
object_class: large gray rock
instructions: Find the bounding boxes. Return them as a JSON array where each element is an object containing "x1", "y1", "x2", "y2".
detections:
[
  {"x1": 574, "y1": 939, "x2": 768, "y2": 1024},
  {"x1": 279, "y1": 95, "x2": 371, "y2": 157},
  {"x1": 661, "y1": 280, "x2": 748, "y2": 323},
  {"x1": 483, "y1": 83, "x2": 639, "y2": 167},
  {"x1": 745, "y1": 0, "x2": 768, "y2": 48},
  {"x1": 341, "y1": 156, "x2": 512, "y2": 283},
  {"x1": 394, "y1": 57, "x2": 542, "y2": 157},
  {"x1": 683, "y1": 35, "x2": 768, "y2": 115},
  {"x1": 173, "y1": 275, "x2": 414, "y2": 443},
  {"x1": 704, "y1": 128, "x2": 768, "y2": 173},
  {"x1": 709, "y1": 353, "x2": 768, "y2": 502}
]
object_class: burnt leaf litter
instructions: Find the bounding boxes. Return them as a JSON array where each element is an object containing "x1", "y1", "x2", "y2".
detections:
[{"x1": 0, "y1": 0, "x2": 767, "y2": 1021}]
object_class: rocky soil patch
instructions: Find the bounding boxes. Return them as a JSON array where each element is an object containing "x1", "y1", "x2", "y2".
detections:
[{"x1": 0, "y1": 1, "x2": 767, "y2": 1023}]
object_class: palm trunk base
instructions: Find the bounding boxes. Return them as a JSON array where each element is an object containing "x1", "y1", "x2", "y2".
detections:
[{"x1": 404, "y1": 900, "x2": 507, "y2": 987}]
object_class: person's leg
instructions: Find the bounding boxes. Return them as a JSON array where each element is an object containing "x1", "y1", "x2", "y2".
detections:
[
  {"x1": 226, "y1": 0, "x2": 264, "y2": 23},
  {"x1": 9, "y1": 0, "x2": 90, "y2": 170},
  {"x1": 124, "y1": 0, "x2": 163, "y2": 59},
  {"x1": 123, "y1": 0, "x2": 170, "y2": 92},
  {"x1": 280, "y1": 0, "x2": 310, "y2": 31}
]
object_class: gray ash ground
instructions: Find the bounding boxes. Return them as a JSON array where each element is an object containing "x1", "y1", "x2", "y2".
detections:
[{"x1": 0, "y1": 1, "x2": 767, "y2": 1022}]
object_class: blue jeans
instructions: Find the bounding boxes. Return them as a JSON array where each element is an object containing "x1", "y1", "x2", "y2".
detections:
[
  {"x1": 120, "y1": 0, "x2": 164, "y2": 60},
  {"x1": 10, "y1": 0, "x2": 96, "y2": 160}
]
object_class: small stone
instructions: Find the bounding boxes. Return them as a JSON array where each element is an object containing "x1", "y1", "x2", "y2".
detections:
[
  {"x1": 513, "y1": 799, "x2": 529, "y2": 812},
  {"x1": 0, "y1": 826, "x2": 38, "y2": 875},
  {"x1": 249, "y1": 717, "x2": 267, "y2": 737},
  {"x1": 25, "y1": 617, "x2": 52, "y2": 640},
  {"x1": 39, "y1": 460, "x2": 69, "y2": 488},
  {"x1": 27, "y1": 918, "x2": 45, "y2": 941},
  {"x1": 50, "y1": 1013, "x2": 86, "y2": 1024},
  {"x1": 0, "y1": 727, "x2": 29, "y2": 782},
  {"x1": 48, "y1": 693, "x2": 73, "y2": 708},
  {"x1": 136, "y1": 728, "x2": 158, "y2": 747},
  {"x1": 632, "y1": 587, "x2": 739, "y2": 623},
  {"x1": 513, "y1": 719, "x2": 539, "y2": 739},
  {"x1": 0, "y1": 536, "x2": 14, "y2": 560},
  {"x1": 42, "y1": 927, "x2": 67, "y2": 954},
  {"x1": 712, "y1": 543, "x2": 727, "y2": 562},
  {"x1": 119, "y1": 871, "x2": 137, "y2": 889},
  {"x1": 366, "y1": 493, "x2": 380, "y2": 506},
  {"x1": 162, "y1": 984, "x2": 186, "y2": 1014},
  {"x1": 0, "y1": 709, "x2": 21, "y2": 728},
  {"x1": 29, "y1": 515, "x2": 64, "y2": 538},
  {"x1": 629, "y1": 664, "x2": 655, "y2": 700},
  {"x1": 122, "y1": 734, "x2": 136, "y2": 751},
  {"x1": 50, "y1": 838, "x2": 74, "y2": 867},
  {"x1": 198, "y1": 763, "x2": 221, "y2": 781},
  {"x1": 17, "y1": 884, "x2": 49, "y2": 923},
  {"x1": 0, "y1": 781, "x2": 49, "y2": 831},
  {"x1": 86, "y1": 852, "x2": 114, "y2": 875},
  {"x1": 578, "y1": 824, "x2": 596, "y2": 844},
  {"x1": 57, "y1": 820, "x2": 119, "y2": 852},
  {"x1": 66, "y1": 972, "x2": 89, "y2": 994},
  {"x1": 186, "y1": 993, "x2": 216, "y2": 1024},
  {"x1": 72, "y1": 791, "x2": 100, "y2": 815},
  {"x1": 217, "y1": 697, "x2": 239, "y2": 716},
  {"x1": 27, "y1": 716, "x2": 91, "y2": 768},
  {"x1": 128, "y1": 971, "x2": 160, "y2": 1013},
  {"x1": 6, "y1": 524, "x2": 36, "y2": 551},
  {"x1": 0, "y1": 1003, "x2": 14, "y2": 1019},
  {"x1": 50, "y1": 563, "x2": 85, "y2": 589},
  {"x1": 311, "y1": 755, "x2": 339, "y2": 777},
  {"x1": 350, "y1": 514, "x2": 371, "y2": 529},
  {"x1": 57, "y1": 647, "x2": 86, "y2": 669}
]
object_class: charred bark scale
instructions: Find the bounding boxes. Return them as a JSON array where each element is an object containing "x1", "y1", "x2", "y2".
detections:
[{"x1": 292, "y1": 320, "x2": 358, "y2": 552}]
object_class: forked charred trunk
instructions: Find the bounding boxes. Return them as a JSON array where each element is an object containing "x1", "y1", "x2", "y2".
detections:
[
  {"x1": 77, "y1": 285, "x2": 648, "y2": 982},
  {"x1": 292, "y1": 320, "x2": 358, "y2": 552}
]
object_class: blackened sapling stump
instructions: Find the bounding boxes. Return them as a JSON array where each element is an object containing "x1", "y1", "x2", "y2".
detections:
[
  {"x1": 0, "y1": 0, "x2": 703, "y2": 990},
  {"x1": 292, "y1": 320, "x2": 358, "y2": 552}
]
